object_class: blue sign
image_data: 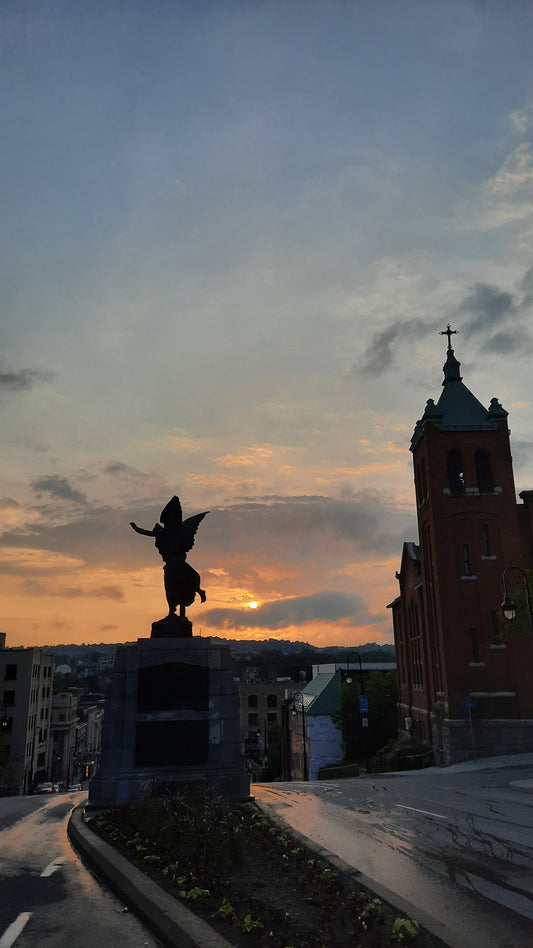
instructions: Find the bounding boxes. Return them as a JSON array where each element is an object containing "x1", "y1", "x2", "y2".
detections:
[
  {"x1": 462, "y1": 697, "x2": 477, "y2": 709},
  {"x1": 359, "y1": 695, "x2": 368, "y2": 714}
]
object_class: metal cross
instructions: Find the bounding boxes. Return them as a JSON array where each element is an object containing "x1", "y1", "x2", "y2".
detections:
[{"x1": 439, "y1": 324, "x2": 458, "y2": 350}]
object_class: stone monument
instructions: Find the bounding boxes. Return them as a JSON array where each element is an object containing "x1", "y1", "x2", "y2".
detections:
[{"x1": 88, "y1": 497, "x2": 250, "y2": 805}]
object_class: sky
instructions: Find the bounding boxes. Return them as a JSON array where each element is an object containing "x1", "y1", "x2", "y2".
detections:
[{"x1": 2, "y1": 0, "x2": 533, "y2": 650}]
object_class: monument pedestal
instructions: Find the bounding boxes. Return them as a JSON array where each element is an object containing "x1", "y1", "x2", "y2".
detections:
[{"x1": 89, "y1": 635, "x2": 250, "y2": 806}]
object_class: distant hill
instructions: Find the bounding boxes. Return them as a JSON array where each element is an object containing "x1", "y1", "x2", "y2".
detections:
[{"x1": 45, "y1": 638, "x2": 395, "y2": 661}]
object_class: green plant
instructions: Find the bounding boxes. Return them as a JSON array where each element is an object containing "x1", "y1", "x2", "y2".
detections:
[
  {"x1": 185, "y1": 886, "x2": 210, "y2": 902},
  {"x1": 214, "y1": 897, "x2": 235, "y2": 921},
  {"x1": 390, "y1": 916, "x2": 420, "y2": 942},
  {"x1": 360, "y1": 897, "x2": 382, "y2": 920},
  {"x1": 242, "y1": 913, "x2": 263, "y2": 933}
]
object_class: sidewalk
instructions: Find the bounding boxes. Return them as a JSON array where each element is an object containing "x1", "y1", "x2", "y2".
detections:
[{"x1": 67, "y1": 804, "x2": 233, "y2": 948}]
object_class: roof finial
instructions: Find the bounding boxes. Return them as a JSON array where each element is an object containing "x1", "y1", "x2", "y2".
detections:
[{"x1": 439, "y1": 324, "x2": 458, "y2": 351}]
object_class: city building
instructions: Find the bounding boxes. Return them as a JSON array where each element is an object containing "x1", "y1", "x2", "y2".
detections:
[
  {"x1": 0, "y1": 633, "x2": 54, "y2": 794},
  {"x1": 238, "y1": 680, "x2": 287, "y2": 761},
  {"x1": 389, "y1": 331, "x2": 533, "y2": 764},
  {"x1": 288, "y1": 670, "x2": 343, "y2": 780},
  {"x1": 49, "y1": 693, "x2": 78, "y2": 788}
]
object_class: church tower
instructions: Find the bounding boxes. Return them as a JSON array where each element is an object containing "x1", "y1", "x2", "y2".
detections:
[{"x1": 390, "y1": 328, "x2": 533, "y2": 764}]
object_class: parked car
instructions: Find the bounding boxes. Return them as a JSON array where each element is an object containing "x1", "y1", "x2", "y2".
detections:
[
  {"x1": 67, "y1": 783, "x2": 83, "y2": 791},
  {"x1": 35, "y1": 782, "x2": 54, "y2": 794}
]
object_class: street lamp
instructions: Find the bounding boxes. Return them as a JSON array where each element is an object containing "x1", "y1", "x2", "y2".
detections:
[
  {"x1": 500, "y1": 566, "x2": 533, "y2": 631},
  {"x1": 291, "y1": 692, "x2": 308, "y2": 781}
]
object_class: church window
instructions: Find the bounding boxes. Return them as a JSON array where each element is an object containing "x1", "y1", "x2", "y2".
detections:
[
  {"x1": 463, "y1": 544, "x2": 471, "y2": 576},
  {"x1": 447, "y1": 451, "x2": 465, "y2": 495},
  {"x1": 482, "y1": 524, "x2": 491, "y2": 556},
  {"x1": 476, "y1": 450, "x2": 493, "y2": 493},
  {"x1": 470, "y1": 628, "x2": 480, "y2": 663},
  {"x1": 490, "y1": 611, "x2": 501, "y2": 645},
  {"x1": 416, "y1": 460, "x2": 428, "y2": 505}
]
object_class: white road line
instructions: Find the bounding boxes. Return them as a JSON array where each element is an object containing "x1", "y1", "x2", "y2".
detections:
[
  {"x1": 41, "y1": 857, "x2": 66, "y2": 877},
  {"x1": 395, "y1": 803, "x2": 447, "y2": 819},
  {"x1": 0, "y1": 912, "x2": 32, "y2": 948}
]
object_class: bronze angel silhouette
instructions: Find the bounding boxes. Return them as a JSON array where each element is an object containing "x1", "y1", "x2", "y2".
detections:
[{"x1": 130, "y1": 496, "x2": 208, "y2": 616}]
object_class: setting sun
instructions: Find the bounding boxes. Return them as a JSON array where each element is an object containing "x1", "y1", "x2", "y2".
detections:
[{"x1": 248, "y1": 601, "x2": 258, "y2": 609}]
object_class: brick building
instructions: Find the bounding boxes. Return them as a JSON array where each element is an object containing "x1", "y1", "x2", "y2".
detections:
[{"x1": 389, "y1": 332, "x2": 533, "y2": 764}]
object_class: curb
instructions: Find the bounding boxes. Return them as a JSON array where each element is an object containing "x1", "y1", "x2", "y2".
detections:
[{"x1": 67, "y1": 804, "x2": 234, "y2": 948}]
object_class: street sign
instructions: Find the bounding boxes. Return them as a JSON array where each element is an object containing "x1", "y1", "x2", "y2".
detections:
[
  {"x1": 462, "y1": 698, "x2": 477, "y2": 709},
  {"x1": 361, "y1": 717, "x2": 369, "y2": 728},
  {"x1": 359, "y1": 695, "x2": 368, "y2": 713}
]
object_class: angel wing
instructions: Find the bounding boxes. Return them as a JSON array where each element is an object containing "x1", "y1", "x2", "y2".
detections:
[{"x1": 179, "y1": 511, "x2": 209, "y2": 555}]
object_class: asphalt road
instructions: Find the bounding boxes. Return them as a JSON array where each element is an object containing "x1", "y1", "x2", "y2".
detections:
[
  {"x1": 253, "y1": 755, "x2": 533, "y2": 948},
  {"x1": 0, "y1": 792, "x2": 161, "y2": 948}
]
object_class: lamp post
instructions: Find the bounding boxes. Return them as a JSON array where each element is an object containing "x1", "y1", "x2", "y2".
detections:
[
  {"x1": 500, "y1": 566, "x2": 533, "y2": 632},
  {"x1": 345, "y1": 653, "x2": 370, "y2": 773},
  {"x1": 291, "y1": 692, "x2": 308, "y2": 781}
]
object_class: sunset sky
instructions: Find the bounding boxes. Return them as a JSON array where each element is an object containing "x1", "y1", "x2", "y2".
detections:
[{"x1": 3, "y1": 1, "x2": 533, "y2": 650}]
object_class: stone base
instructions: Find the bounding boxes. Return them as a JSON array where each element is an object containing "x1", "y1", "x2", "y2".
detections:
[
  {"x1": 151, "y1": 613, "x2": 192, "y2": 638},
  {"x1": 89, "y1": 636, "x2": 250, "y2": 806}
]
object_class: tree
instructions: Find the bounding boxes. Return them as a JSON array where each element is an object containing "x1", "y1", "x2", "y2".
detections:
[{"x1": 336, "y1": 671, "x2": 397, "y2": 765}]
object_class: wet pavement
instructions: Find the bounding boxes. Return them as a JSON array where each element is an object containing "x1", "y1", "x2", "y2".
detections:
[{"x1": 253, "y1": 754, "x2": 533, "y2": 948}]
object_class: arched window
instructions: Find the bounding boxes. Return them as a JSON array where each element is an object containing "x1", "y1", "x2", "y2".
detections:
[
  {"x1": 267, "y1": 694, "x2": 277, "y2": 708},
  {"x1": 476, "y1": 449, "x2": 493, "y2": 492},
  {"x1": 247, "y1": 694, "x2": 258, "y2": 708},
  {"x1": 447, "y1": 450, "x2": 465, "y2": 495}
]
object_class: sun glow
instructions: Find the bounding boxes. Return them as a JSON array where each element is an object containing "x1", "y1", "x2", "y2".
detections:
[{"x1": 248, "y1": 601, "x2": 258, "y2": 609}]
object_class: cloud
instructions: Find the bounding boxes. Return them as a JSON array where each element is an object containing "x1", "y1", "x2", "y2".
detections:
[
  {"x1": 0, "y1": 498, "x2": 21, "y2": 510},
  {"x1": 0, "y1": 368, "x2": 54, "y2": 392},
  {"x1": 31, "y1": 475, "x2": 88, "y2": 505},
  {"x1": 453, "y1": 269, "x2": 533, "y2": 355},
  {"x1": 510, "y1": 103, "x2": 533, "y2": 134},
  {"x1": 23, "y1": 579, "x2": 124, "y2": 601},
  {"x1": 203, "y1": 591, "x2": 369, "y2": 631},
  {"x1": 354, "y1": 318, "x2": 431, "y2": 377},
  {"x1": 456, "y1": 282, "x2": 515, "y2": 333},
  {"x1": 216, "y1": 446, "x2": 274, "y2": 468},
  {"x1": 479, "y1": 143, "x2": 533, "y2": 227}
]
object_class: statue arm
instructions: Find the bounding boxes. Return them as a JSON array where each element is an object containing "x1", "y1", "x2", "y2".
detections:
[{"x1": 130, "y1": 522, "x2": 155, "y2": 537}]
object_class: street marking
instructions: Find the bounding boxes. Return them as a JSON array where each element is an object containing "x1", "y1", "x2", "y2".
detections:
[
  {"x1": 0, "y1": 913, "x2": 32, "y2": 948},
  {"x1": 395, "y1": 804, "x2": 447, "y2": 819},
  {"x1": 41, "y1": 857, "x2": 66, "y2": 877}
]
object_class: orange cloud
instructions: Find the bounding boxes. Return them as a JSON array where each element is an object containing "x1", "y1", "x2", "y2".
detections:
[{"x1": 216, "y1": 445, "x2": 274, "y2": 468}]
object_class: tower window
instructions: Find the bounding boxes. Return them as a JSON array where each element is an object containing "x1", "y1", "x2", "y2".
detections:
[
  {"x1": 476, "y1": 450, "x2": 493, "y2": 493},
  {"x1": 470, "y1": 628, "x2": 480, "y2": 663},
  {"x1": 463, "y1": 544, "x2": 471, "y2": 576},
  {"x1": 447, "y1": 451, "x2": 465, "y2": 495},
  {"x1": 490, "y1": 611, "x2": 501, "y2": 645},
  {"x1": 482, "y1": 524, "x2": 491, "y2": 556}
]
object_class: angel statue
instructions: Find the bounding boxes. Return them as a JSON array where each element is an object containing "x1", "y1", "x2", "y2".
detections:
[{"x1": 130, "y1": 496, "x2": 208, "y2": 617}]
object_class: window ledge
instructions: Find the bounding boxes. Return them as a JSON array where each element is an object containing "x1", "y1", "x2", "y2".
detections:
[{"x1": 461, "y1": 575, "x2": 477, "y2": 581}]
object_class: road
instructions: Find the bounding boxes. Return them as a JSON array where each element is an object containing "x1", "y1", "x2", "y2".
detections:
[
  {"x1": 253, "y1": 756, "x2": 533, "y2": 948},
  {"x1": 0, "y1": 791, "x2": 161, "y2": 948}
]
